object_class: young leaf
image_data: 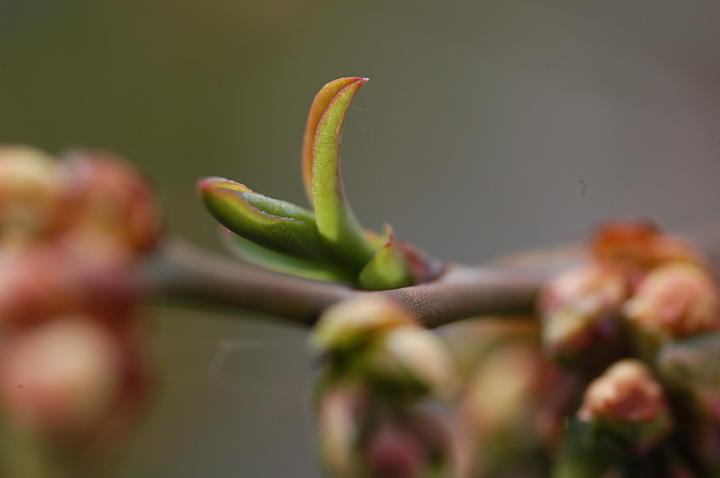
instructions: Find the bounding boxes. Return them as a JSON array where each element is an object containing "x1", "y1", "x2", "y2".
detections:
[
  {"x1": 312, "y1": 78, "x2": 378, "y2": 270},
  {"x1": 221, "y1": 230, "x2": 357, "y2": 284},
  {"x1": 358, "y1": 225, "x2": 413, "y2": 290},
  {"x1": 198, "y1": 177, "x2": 328, "y2": 261},
  {"x1": 301, "y1": 77, "x2": 362, "y2": 203}
]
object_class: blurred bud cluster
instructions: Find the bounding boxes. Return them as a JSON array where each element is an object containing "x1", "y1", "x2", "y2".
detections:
[
  {"x1": 0, "y1": 146, "x2": 160, "y2": 478},
  {"x1": 310, "y1": 296, "x2": 460, "y2": 478},
  {"x1": 533, "y1": 220, "x2": 720, "y2": 476},
  {"x1": 336, "y1": 221, "x2": 720, "y2": 478},
  {"x1": 449, "y1": 318, "x2": 563, "y2": 477}
]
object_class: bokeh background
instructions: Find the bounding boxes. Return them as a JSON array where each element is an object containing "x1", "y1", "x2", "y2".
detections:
[{"x1": 2, "y1": 1, "x2": 720, "y2": 476}]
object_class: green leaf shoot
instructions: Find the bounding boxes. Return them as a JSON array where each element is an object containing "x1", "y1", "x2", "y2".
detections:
[
  {"x1": 301, "y1": 77, "x2": 362, "y2": 204},
  {"x1": 311, "y1": 78, "x2": 377, "y2": 270}
]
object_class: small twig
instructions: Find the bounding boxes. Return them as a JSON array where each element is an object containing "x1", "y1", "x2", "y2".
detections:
[
  {"x1": 139, "y1": 238, "x2": 355, "y2": 325},
  {"x1": 141, "y1": 219, "x2": 720, "y2": 328},
  {"x1": 140, "y1": 237, "x2": 584, "y2": 328},
  {"x1": 377, "y1": 265, "x2": 548, "y2": 328}
]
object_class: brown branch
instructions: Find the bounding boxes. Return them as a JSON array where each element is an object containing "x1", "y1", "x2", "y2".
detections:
[
  {"x1": 378, "y1": 264, "x2": 556, "y2": 328},
  {"x1": 139, "y1": 238, "x2": 355, "y2": 325},
  {"x1": 139, "y1": 237, "x2": 585, "y2": 328},
  {"x1": 142, "y1": 220, "x2": 720, "y2": 329}
]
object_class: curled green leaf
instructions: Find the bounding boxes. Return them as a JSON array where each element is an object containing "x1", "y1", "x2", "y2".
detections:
[
  {"x1": 302, "y1": 77, "x2": 362, "y2": 204},
  {"x1": 312, "y1": 78, "x2": 377, "y2": 270},
  {"x1": 198, "y1": 177, "x2": 328, "y2": 260}
]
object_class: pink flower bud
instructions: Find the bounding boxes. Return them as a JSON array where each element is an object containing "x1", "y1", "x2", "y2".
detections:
[
  {"x1": 625, "y1": 262, "x2": 720, "y2": 339},
  {"x1": 0, "y1": 245, "x2": 140, "y2": 331},
  {"x1": 0, "y1": 246, "x2": 86, "y2": 329},
  {"x1": 578, "y1": 359, "x2": 672, "y2": 452},
  {"x1": 0, "y1": 146, "x2": 67, "y2": 245},
  {"x1": 62, "y1": 150, "x2": 161, "y2": 261},
  {"x1": 317, "y1": 383, "x2": 367, "y2": 476},
  {"x1": 0, "y1": 317, "x2": 123, "y2": 439},
  {"x1": 592, "y1": 220, "x2": 704, "y2": 271},
  {"x1": 538, "y1": 264, "x2": 628, "y2": 361},
  {"x1": 579, "y1": 360, "x2": 666, "y2": 423},
  {"x1": 366, "y1": 423, "x2": 427, "y2": 478}
]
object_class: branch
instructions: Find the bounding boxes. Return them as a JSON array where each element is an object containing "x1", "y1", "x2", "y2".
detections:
[
  {"x1": 140, "y1": 237, "x2": 584, "y2": 328},
  {"x1": 141, "y1": 221, "x2": 720, "y2": 329}
]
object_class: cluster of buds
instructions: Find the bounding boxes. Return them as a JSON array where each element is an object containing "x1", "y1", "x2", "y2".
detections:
[
  {"x1": 310, "y1": 296, "x2": 460, "y2": 478},
  {"x1": 456, "y1": 319, "x2": 565, "y2": 477},
  {"x1": 536, "y1": 220, "x2": 720, "y2": 475},
  {"x1": 0, "y1": 146, "x2": 160, "y2": 477}
]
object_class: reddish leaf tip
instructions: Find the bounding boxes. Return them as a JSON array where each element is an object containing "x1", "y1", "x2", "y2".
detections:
[
  {"x1": 327, "y1": 77, "x2": 368, "y2": 86},
  {"x1": 196, "y1": 176, "x2": 247, "y2": 194}
]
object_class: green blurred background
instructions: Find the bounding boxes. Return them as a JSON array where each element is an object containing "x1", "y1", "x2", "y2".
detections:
[{"x1": 2, "y1": 1, "x2": 720, "y2": 476}]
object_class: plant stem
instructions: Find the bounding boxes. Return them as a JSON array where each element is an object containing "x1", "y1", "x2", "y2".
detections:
[
  {"x1": 140, "y1": 237, "x2": 583, "y2": 328},
  {"x1": 139, "y1": 238, "x2": 355, "y2": 325}
]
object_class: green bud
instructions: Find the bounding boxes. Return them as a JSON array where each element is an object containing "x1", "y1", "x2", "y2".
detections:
[
  {"x1": 656, "y1": 332, "x2": 720, "y2": 422},
  {"x1": 363, "y1": 327, "x2": 459, "y2": 402},
  {"x1": 311, "y1": 297, "x2": 418, "y2": 354},
  {"x1": 359, "y1": 224, "x2": 414, "y2": 290},
  {"x1": 538, "y1": 264, "x2": 628, "y2": 362}
]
